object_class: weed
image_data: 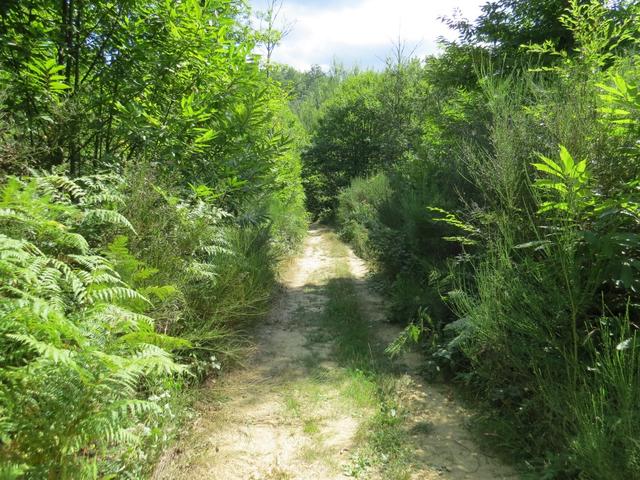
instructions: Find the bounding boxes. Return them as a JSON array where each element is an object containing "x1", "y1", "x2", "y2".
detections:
[{"x1": 316, "y1": 259, "x2": 414, "y2": 479}]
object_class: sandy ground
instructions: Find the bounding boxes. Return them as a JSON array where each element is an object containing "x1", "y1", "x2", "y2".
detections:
[{"x1": 152, "y1": 227, "x2": 518, "y2": 480}]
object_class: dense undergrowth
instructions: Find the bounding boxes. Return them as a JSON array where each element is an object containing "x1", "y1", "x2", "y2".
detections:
[
  {"x1": 301, "y1": 1, "x2": 640, "y2": 478},
  {"x1": 0, "y1": 0, "x2": 306, "y2": 477},
  {"x1": 3, "y1": 0, "x2": 640, "y2": 477}
]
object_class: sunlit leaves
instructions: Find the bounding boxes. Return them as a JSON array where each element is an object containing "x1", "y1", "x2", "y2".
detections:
[
  {"x1": 25, "y1": 58, "x2": 70, "y2": 96},
  {"x1": 0, "y1": 175, "x2": 185, "y2": 477},
  {"x1": 598, "y1": 73, "x2": 640, "y2": 148},
  {"x1": 0, "y1": 0, "x2": 307, "y2": 476},
  {"x1": 533, "y1": 146, "x2": 591, "y2": 215},
  {"x1": 427, "y1": 206, "x2": 479, "y2": 246},
  {"x1": 1, "y1": 0, "x2": 293, "y2": 199}
]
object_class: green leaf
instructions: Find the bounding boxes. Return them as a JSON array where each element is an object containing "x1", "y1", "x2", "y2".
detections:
[
  {"x1": 533, "y1": 162, "x2": 564, "y2": 178},
  {"x1": 558, "y1": 145, "x2": 575, "y2": 172},
  {"x1": 514, "y1": 240, "x2": 552, "y2": 250}
]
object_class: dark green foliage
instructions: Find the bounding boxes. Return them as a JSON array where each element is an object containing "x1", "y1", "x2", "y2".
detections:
[
  {"x1": 0, "y1": 175, "x2": 186, "y2": 477},
  {"x1": 308, "y1": 45, "x2": 484, "y2": 324},
  {"x1": 303, "y1": 73, "x2": 386, "y2": 214},
  {"x1": 304, "y1": 1, "x2": 640, "y2": 477},
  {"x1": 454, "y1": 0, "x2": 575, "y2": 52},
  {"x1": 302, "y1": 55, "x2": 437, "y2": 217},
  {"x1": 447, "y1": 0, "x2": 636, "y2": 62},
  {"x1": 0, "y1": 0, "x2": 308, "y2": 477}
]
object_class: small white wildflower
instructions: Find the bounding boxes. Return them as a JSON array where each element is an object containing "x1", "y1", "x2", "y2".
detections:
[{"x1": 210, "y1": 355, "x2": 221, "y2": 370}]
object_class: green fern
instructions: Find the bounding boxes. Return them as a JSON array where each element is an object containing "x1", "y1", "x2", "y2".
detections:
[
  {"x1": 82, "y1": 209, "x2": 136, "y2": 233},
  {"x1": 0, "y1": 175, "x2": 186, "y2": 478}
]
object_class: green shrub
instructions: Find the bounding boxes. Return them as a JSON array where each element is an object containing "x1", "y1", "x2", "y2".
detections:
[
  {"x1": 0, "y1": 0, "x2": 310, "y2": 476},
  {"x1": 336, "y1": 173, "x2": 391, "y2": 258},
  {"x1": 0, "y1": 163, "x2": 306, "y2": 477},
  {"x1": 444, "y1": 3, "x2": 640, "y2": 471},
  {"x1": 119, "y1": 166, "x2": 283, "y2": 372},
  {"x1": 0, "y1": 175, "x2": 185, "y2": 478},
  {"x1": 323, "y1": 3, "x2": 640, "y2": 477}
]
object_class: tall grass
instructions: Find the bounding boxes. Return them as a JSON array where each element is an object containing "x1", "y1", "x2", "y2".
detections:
[
  {"x1": 331, "y1": 2, "x2": 640, "y2": 477},
  {"x1": 444, "y1": 10, "x2": 640, "y2": 473},
  {"x1": 571, "y1": 315, "x2": 640, "y2": 478},
  {"x1": 121, "y1": 165, "x2": 305, "y2": 373}
]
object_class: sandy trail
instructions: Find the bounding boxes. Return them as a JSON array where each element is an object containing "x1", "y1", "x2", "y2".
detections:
[{"x1": 153, "y1": 227, "x2": 517, "y2": 480}]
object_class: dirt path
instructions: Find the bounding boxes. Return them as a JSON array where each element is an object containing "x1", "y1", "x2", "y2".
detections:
[{"x1": 153, "y1": 227, "x2": 517, "y2": 480}]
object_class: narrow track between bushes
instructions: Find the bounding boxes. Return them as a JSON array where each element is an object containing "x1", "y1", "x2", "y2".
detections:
[{"x1": 153, "y1": 226, "x2": 517, "y2": 480}]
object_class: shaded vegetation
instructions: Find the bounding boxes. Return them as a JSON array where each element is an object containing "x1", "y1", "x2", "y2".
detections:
[
  {"x1": 3, "y1": 0, "x2": 640, "y2": 478},
  {"x1": 301, "y1": 0, "x2": 640, "y2": 477},
  {"x1": 0, "y1": 0, "x2": 306, "y2": 477}
]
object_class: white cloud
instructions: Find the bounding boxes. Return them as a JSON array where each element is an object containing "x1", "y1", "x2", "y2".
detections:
[{"x1": 251, "y1": 0, "x2": 485, "y2": 71}]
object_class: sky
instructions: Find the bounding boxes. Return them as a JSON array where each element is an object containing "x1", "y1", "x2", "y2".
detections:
[{"x1": 249, "y1": 0, "x2": 486, "y2": 71}]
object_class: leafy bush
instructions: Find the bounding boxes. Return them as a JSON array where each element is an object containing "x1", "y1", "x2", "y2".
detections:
[
  {"x1": 0, "y1": 164, "x2": 304, "y2": 477},
  {"x1": 321, "y1": 1, "x2": 640, "y2": 477},
  {"x1": 446, "y1": 4, "x2": 640, "y2": 474},
  {"x1": 336, "y1": 173, "x2": 392, "y2": 258},
  {"x1": 119, "y1": 167, "x2": 289, "y2": 368},
  {"x1": 0, "y1": 175, "x2": 186, "y2": 478},
  {"x1": 0, "y1": 0, "x2": 308, "y2": 477}
]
